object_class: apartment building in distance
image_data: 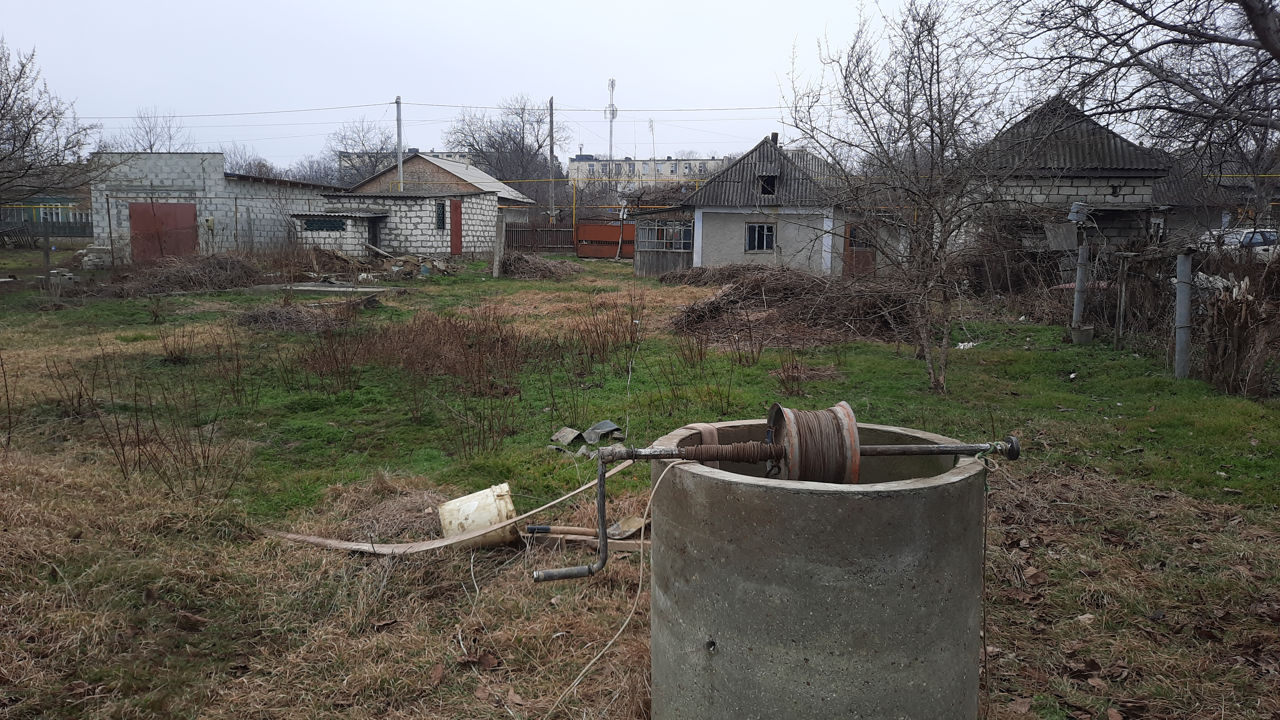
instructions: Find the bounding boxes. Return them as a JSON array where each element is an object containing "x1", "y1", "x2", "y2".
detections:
[{"x1": 567, "y1": 153, "x2": 726, "y2": 190}]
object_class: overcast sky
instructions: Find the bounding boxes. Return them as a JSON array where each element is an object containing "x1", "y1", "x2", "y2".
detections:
[{"x1": 4, "y1": 0, "x2": 868, "y2": 169}]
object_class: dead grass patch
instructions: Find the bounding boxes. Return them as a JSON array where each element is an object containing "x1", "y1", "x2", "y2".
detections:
[{"x1": 982, "y1": 460, "x2": 1280, "y2": 719}]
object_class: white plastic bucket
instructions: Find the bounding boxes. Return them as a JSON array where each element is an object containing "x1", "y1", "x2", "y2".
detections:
[{"x1": 437, "y1": 483, "x2": 519, "y2": 549}]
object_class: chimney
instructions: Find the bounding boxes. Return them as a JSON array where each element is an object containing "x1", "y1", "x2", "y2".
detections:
[{"x1": 770, "y1": 132, "x2": 779, "y2": 145}]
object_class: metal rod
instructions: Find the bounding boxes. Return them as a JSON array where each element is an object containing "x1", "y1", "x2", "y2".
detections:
[
  {"x1": 532, "y1": 454, "x2": 609, "y2": 582},
  {"x1": 531, "y1": 435, "x2": 1019, "y2": 582}
]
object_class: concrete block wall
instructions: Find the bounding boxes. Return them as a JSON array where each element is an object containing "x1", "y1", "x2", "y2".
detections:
[
  {"x1": 317, "y1": 193, "x2": 499, "y2": 257},
  {"x1": 998, "y1": 177, "x2": 1156, "y2": 208},
  {"x1": 460, "y1": 194, "x2": 499, "y2": 254},
  {"x1": 292, "y1": 218, "x2": 371, "y2": 255},
  {"x1": 89, "y1": 152, "x2": 328, "y2": 261}
]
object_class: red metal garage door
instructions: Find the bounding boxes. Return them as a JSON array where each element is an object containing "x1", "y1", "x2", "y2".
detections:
[{"x1": 129, "y1": 202, "x2": 198, "y2": 264}]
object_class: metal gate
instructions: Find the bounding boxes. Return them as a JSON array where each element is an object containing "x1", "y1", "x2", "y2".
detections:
[{"x1": 128, "y1": 202, "x2": 198, "y2": 263}]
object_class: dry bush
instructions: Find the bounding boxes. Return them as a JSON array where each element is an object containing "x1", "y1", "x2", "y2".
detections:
[
  {"x1": 237, "y1": 303, "x2": 349, "y2": 333},
  {"x1": 1201, "y1": 281, "x2": 1280, "y2": 397},
  {"x1": 500, "y1": 252, "x2": 583, "y2": 280},
  {"x1": 659, "y1": 263, "x2": 776, "y2": 287},
  {"x1": 100, "y1": 254, "x2": 265, "y2": 298}
]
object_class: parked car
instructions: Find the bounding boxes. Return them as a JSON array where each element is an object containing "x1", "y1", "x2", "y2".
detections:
[{"x1": 1198, "y1": 228, "x2": 1277, "y2": 261}]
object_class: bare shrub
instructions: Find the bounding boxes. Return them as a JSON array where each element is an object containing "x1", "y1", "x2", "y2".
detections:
[
  {"x1": 672, "y1": 267, "x2": 915, "y2": 347},
  {"x1": 727, "y1": 321, "x2": 765, "y2": 366},
  {"x1": 132, "y1": 379, "x2": 249, "y2": 505},
  {"x1": 674, "y1": 333, "x2": 708, "y2": 369},
  {"x1": 209, "y1": 325, "x2": 260, "y2": 408},
  {"x1": 158, "y1": 325, "x2": 196, "y2": 364},
  {"x1": 45, "y1": 357, "x2": 104, "y2": 419},
  {"x1": 1201, "y1": 280, "x2": 1280, "y2": 397},
  {"x1": 100, "y1": 254, "x2": 264, "y2": 298},
  {"x1": 237, "y1": 303, "x2": 347, "y2": 333},
  {"x1": 500, "y1": 252, "x2": 582, "y2": 280}
]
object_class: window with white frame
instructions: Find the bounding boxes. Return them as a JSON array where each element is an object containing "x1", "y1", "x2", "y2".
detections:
[{"x1": 745, "y1": 223, "x2": 775, "y2": 252}]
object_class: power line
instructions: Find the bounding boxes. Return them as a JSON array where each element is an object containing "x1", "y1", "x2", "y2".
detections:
[{"x1": 77, "y1": 102, "x2": 391, "y2": 120}]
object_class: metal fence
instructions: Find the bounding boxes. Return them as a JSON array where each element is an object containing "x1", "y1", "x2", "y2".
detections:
[{"x1": 21, "y1": 221, "x2": 93, "y2": 238}]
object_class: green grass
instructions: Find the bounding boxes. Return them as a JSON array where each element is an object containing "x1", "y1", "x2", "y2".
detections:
[{"x1": 5, "y1": 260, "x2": 1277, "y2": 523}]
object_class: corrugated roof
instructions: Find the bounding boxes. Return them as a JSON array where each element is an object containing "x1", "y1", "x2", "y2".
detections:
[
  {"x1": 991, "y1": 98, "x2": 1169, "y2": 177},
  {"x1": 684, "y1": 137, "x2": 838, "y2": 208},
  {"x1": 417, "y1": 155, "x2": 535, "y2": 205},
  {"x1": 225, "y1": 172, "x2": 346, "y2": 192},
  {"x1": 353, "y1": 155, "x2": 535, "y2": 205},
  {"x1": 291, "y1": 211, "x2": 389, "y2": 219}
]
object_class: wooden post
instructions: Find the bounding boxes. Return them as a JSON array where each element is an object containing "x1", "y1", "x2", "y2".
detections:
[{"x1": 1114, "y1": 252, "x2": 1136, "y2": 351}]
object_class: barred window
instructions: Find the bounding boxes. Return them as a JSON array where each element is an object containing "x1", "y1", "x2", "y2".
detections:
[
  {"x1": 435, "y1": 202, "x2": 446, "y2": 230},
  {"x1": 745, "y1": 223, "x2": 775, "y2": 252},
  {"x1": 304, "y1": 217, "x2": 345, "y2": 232}
]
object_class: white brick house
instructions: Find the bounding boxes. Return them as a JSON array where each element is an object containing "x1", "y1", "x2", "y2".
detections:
[{"x1": 293, "y1": 192, "x2": 501, "y2": 258}]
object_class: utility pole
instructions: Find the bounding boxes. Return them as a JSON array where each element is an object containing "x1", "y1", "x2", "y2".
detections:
[
  {"x1": 548, "y1": 96, "x2": 556, "y2": 225},
  {"x1": 606, "y1": 79, "x2": 617, "y2": 189},
  {"x1": 395, "y1": 95, "x2": 404, "y2": 192}
]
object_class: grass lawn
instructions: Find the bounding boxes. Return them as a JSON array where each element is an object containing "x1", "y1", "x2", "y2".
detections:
[{"x1": 0, "y1": 257, "x2": 1276, "y2": 718}]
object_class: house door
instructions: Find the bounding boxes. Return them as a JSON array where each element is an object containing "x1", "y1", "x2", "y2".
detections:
[
  {"x1": 128, "y1": 202, "x2": 198, "y2": 264},
  {"x1": 842, "y1": 223, "x2": 875, "y2": 277},
  {"x1": 450, "y1": 198, "x2": 463, "y2": 256}
]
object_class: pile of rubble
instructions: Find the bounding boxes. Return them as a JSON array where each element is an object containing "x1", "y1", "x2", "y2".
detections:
[{"x1": 289, "y1": 247, "x2": 458, "y2": 284}]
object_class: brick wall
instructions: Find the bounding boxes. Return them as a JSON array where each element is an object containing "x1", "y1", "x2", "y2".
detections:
[{"x1": 352, "y1": 155, "x2": 475, "y2": 195}]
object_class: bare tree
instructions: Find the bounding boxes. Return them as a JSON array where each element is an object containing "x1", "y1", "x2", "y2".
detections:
[
  {"x1": 111, "y1": 106, "x2": 192, "y2": 152},
  {"x1": 284, "y1": 154, "x2": 341, "y2": 186},
  {"x1": 791, "y1": 0, "x2": 1018, "y2": 392},
  {"x1": 220, "y1": 142, "x2": 279, "y2": 177},
  {"x1": 992, "y1": 0, "x2": 1280, "y2": 218},
  {"x1": 326, "y1": 118, "x2": 396, "y2": 187},
  {"x1": 0, "y1": 40, "x2": 97, "y2": 205},
  {"x1": 445, "y1": 95, "x2": 570, "y2": 210}
]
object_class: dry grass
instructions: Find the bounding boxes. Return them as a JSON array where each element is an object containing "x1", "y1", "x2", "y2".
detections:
[
  {"x1": 5, "y1": 431, "x2": 1277, "y2": 718},
  {"x1": 982, "y1": 460, "x2": 1280, "y2": 719}
]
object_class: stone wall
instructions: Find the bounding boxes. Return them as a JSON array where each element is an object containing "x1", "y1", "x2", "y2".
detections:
[{"x1": 89, "y1": 153, "x2": 329, "y2": 261}]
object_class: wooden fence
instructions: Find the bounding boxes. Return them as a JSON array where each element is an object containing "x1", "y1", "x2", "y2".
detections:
[{"x1": 634, "y1": 248, "x2": 693, "y2": 277}]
